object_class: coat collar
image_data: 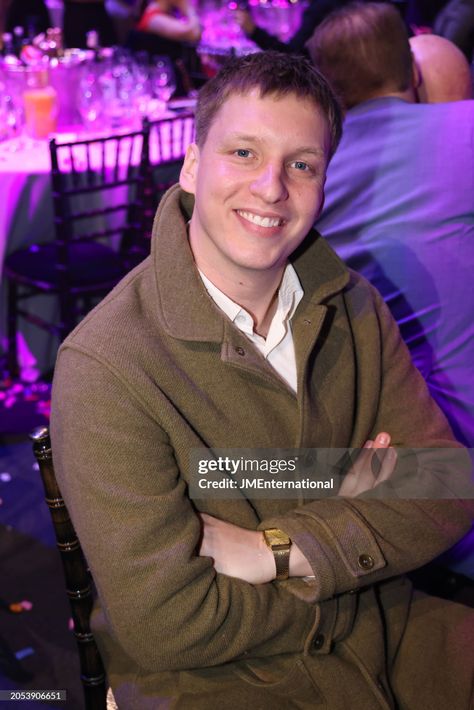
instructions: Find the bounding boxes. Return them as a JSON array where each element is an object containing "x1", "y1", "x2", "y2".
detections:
[{"x1": 150, "y1": 185, "x2": 349, "y2": 342}]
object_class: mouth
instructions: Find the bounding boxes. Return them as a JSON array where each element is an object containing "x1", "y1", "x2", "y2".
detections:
[{"x1": 236, "y1": 210, "x2": 285, "y2": 229}]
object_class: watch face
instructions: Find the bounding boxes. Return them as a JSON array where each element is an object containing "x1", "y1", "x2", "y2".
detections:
[{"x1": 265, "y1": 528, "x2": 290, "y2": 547}]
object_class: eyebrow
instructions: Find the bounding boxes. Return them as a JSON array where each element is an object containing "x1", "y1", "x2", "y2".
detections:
[
  {"x1": 222, "y1": 134, "x2": 326, "y2": 157},
  {"x1": 293, "y1": 147, "x2": 326, "y2": 157}
]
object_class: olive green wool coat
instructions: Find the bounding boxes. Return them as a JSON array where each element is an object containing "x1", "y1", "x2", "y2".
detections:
[{"x1": 51, "y1": 186, "x2": 474, "y2": 709}]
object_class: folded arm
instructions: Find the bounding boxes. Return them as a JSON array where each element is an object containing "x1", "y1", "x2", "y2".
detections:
[
  {"x1": 256, "y1": 286, "x2": 474, "y2": 601},
  {"x1": 199, "y1": 434, "x2": 397, "y2": 583}
]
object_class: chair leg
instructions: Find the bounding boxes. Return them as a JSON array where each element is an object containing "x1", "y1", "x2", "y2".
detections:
[{"x1": 7, "y1": 280, "x2": 20, "y2": 380}]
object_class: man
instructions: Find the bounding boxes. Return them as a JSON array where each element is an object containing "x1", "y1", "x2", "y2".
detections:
[
  {"x1": 235, "y1": 0, "x2": 409, "y2": 57},
  {"x1": 409, "y1": 33, "x2": 473, "y2": 102},
  {"x1": 51, "y1": 52, "x2": 474, "y2": 708},
  {"x1": 309, "y1": 2, "x2": 474, "y2": 452}
]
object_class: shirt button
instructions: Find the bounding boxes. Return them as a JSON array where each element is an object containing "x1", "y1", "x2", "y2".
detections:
[
  {"x1": 312, "y1": 633, "x2": 325, "y2": 650},
  {"x1": 358, "y1": 553, "x2": 375, "y2": 570},
  {"x1": 235, "y1": 346, "x2": 245, "y2": 356}
]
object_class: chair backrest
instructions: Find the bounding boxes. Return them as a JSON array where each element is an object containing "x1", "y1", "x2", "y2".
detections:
[
  {"x1": 30, "y1": 426, "x2": 107, "y2": 710},
  {"x1": 49, "y1": 125, "x2": 151, "y2": 268},
  {"x1": 143, "y1": 112, "x2": 195, "y2": 228},
  {"x1": 146, "y1": 111, "x2": 195, "y2": 167}
]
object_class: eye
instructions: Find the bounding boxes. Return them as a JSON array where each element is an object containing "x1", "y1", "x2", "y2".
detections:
[
  {"x1": 291, "y1": 160, "x2": 311, "y2": 172},
  {"x1": 234, "y1": 149, "x2": 251, "y2": 158}
]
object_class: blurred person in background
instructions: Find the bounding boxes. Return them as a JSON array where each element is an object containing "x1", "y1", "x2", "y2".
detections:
[
  {"x1": 404, "y1": 0, "x2": 474, "y2": 61},
  {"x1": 126, "y1": 0, "x2": 201, "y2": 96},
  {"x1": 63, "y1": 0, "x2": 117, "y2": 48},
  {"x1": 105, "y1": 0, "x2": 144, "y2": 44},
  {"x1": 235, "y1": 0, "x2": 355, "y2": 55},
  {"x1": 235, "y1": 0, "x2": 407, "y2": 55},
  {"x1": 135, "y1": 0, "x2": 201, "y2": 43},
  {"x1": 432, "y1": 0, "x2": 474, "y2": 61},
  {"x1": 309, "y1": 1, "x2": 474, "y2": 578},
  {"x1": 126, "y1": 0, "x2": 201, "y2": 93},
  {"x1": 410, "y1": 33, "x2": 473, "y2": 101},
  {"x1": 309, "y1": 0, "x2": 474, "y2": 450}
]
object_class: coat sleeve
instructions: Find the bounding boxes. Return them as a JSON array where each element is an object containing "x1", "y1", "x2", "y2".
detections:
[
  {"x1": 258, "y1": 281, "x2": 474, "y2": 603},
  {"x1": 50, "y1": 346, "x2": 316, "y2": 673}
]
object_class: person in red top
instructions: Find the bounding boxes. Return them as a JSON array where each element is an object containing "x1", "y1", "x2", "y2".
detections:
[{"x1": 137, "y1": 0, "x2": 201, "y2": 43}]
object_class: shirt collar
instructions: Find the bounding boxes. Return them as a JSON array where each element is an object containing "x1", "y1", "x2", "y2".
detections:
[{"x1": 198, "y1": 264, "x2": 304, "y2": 344}]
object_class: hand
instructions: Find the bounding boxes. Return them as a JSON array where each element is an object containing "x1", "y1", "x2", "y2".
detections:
[
  {"x1": 338, "y1": 432, "x2": 396, "y2": 497},
  {"x1": 198, "y1": 513, "x2": 274, "y2": 584},
  {"x1": 235, "y1": 9, "x2": 256, "y2": 35}
]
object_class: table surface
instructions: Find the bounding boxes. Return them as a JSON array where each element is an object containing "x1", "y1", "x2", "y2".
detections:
[{"x1": 0, "y1": 102, "x2": 194, "y2": 174}]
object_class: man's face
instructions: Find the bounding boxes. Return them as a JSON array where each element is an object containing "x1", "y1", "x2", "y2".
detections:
[{"x1": 180, "y1": 89, "x2": 331, "y2": 282}]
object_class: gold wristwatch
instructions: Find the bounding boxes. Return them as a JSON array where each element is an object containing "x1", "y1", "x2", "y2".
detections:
[{"x1": 263, "y1": 528, "x2": 291, "y2": 580}]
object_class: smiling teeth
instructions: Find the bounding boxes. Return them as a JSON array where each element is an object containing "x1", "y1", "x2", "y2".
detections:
[{"x1": 237, "y1": 210, "x2": 282, "y2": 228}]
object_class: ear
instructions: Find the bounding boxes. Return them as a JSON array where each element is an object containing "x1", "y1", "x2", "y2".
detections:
[
  {"x1": 411, "y1": 52, "x2": 422, "y2": 90},
  {"x1": 179, "y1": 143, "x2": 200, "y2": 194}
]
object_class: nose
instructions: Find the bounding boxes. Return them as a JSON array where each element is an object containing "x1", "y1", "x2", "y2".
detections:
[{"x1": 249, "y1": 162, "x2": 289, "y2": 203}]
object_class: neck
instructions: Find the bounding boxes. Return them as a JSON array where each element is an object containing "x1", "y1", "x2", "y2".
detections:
[
  {"x1": 366, "y1": 87, "x2": 416, "y2": 104},
  {"x1": 195, "y1": 257, "x2": 285, "y2": 338}
]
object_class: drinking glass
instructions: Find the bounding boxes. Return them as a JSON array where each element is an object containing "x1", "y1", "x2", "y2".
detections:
[
  {"x1": 78, "y1": 72, "x2": 104, "y2": 128},
  {"x1": 150, "y1": 57, "x2": 177, "y2": 105}
]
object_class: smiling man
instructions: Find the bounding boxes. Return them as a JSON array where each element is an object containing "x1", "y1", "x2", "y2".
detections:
[
  {"x1": 51, "y1": 52, "x2": 474, "y2": 708},
  {"x1": 181, "y1": 89, "x2": 330, "y2": 341}
]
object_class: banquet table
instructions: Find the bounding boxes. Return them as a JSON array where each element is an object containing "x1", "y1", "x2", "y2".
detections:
[{"x1": 0, "y1": 110, "x2": 195, "y2": 380}]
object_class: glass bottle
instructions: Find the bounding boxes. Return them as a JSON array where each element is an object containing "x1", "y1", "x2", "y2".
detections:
[{"x1": 22, "y1": 63, "x2": 58, "y2": 138}]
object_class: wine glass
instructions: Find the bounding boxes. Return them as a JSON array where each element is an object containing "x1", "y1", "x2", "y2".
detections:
[
  {"x1": 78, "y1": 75, "x2": 103, "y2": 129},
  {"x1": 130, "y1": 54, "x2": 153, "y2": 121},
  {"x1": 0, "y1": 65, "x2": 28, "y2": 148},
  {"x1": 150, "y1": 57, "x2": 177, "y2": 106}
]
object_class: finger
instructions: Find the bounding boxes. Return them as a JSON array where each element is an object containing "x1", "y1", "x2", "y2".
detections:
[
  {"x1": 373, "y1": 432, "x2": 391, "y2": 449},
  {"x1": 370, "y1": 433, "x2": 391, "y2": 476},
  {"x1": 375, "y1": 446, "x2": 397, "y2": 483},
  {"x1": 339, "y1": 446, "x2": 376, "y2": 496}
]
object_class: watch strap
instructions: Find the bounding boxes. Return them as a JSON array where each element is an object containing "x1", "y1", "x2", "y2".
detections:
[{"x1": 263, "y1": 528, "x2": 291, "y2": 581}]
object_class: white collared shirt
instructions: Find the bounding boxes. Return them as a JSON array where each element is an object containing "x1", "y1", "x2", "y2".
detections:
[{"x1": 199, "y1": 264, "x2": 304, "y2": 393}]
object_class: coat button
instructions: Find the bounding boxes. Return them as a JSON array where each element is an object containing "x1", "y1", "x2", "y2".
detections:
[
  {"x1": 312, "y1": 633, "x2": 325, "y2": 650},
  {"x1": 235, "y1": 347, "x2": 245, "y2": 356},
  {"x1": 358, "y1": 553, "x2": 375, "y2": 570}
]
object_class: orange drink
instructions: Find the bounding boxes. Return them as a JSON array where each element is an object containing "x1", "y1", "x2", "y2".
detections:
[{"x1": 23, "y1": 85, "x2": 58, "y2": 138}]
